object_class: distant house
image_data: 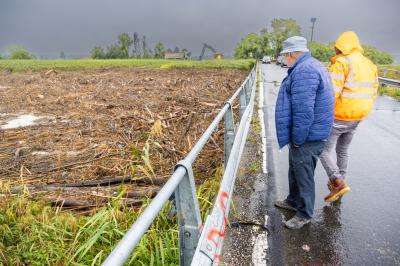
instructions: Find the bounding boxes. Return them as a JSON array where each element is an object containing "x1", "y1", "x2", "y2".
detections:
[{"x1": 164, "y1": 52, "x2": 187, "y2": 59}]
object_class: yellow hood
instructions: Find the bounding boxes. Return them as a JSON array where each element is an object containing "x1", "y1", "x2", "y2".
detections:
[{"x1": 335, "y1": 31, "x2": 364, "y2": 55}]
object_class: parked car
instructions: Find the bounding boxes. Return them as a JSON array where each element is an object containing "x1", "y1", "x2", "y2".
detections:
[
  {"x1": 277, "y1": 55, "x2": 287, "y2": 67},
  {"x1": 262, "y1": 56, "x2": 271, "y2": 64}
]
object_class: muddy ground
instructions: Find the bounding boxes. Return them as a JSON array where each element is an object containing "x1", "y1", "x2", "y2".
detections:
[{"x1": 0, "y1": 67, "x2": 246, "y2": 212}]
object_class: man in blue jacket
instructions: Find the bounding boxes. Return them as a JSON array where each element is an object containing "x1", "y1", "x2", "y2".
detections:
[{"x1": 274, "y1": 36, "x2": 335, "y2": 229}]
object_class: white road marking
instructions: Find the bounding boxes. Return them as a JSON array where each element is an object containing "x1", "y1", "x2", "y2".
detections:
[
  {"x1": 251, "y1": 226, "x2": 268, "y2": 266},
  {"x1": 258, "y1": 69, "x2": 267, "y2": 174},
  {"x1": 251, "y1": 66, "x2": 269, "y2": 266}
]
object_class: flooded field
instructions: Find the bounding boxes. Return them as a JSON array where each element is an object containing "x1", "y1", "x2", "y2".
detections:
[{"x1": 0, "y1": 67, "x2": 246, "y2": 211}]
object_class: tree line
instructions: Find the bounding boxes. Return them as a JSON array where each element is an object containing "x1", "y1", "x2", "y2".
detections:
[
  {"x1": 234, "y1": 18, "x2": 394, "y2": 64},
  {"x1": 309, "y1": 42, "x2": 393, "y2": 64},
  {"x1": 91, "y1": 32, "x2": 191, "y2": 59},
  {"x1": 0, "y1": 33, "x2": 190, "y2": 60}
]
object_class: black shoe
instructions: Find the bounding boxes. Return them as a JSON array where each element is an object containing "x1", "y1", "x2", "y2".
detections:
[{"x1": 274, "y1": 200, "x2": 296, "y2": 211}]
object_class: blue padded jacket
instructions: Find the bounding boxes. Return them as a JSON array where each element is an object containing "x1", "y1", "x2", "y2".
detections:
[{"x1": 275, "y1": 52, "x2": 335, "y2": 148}]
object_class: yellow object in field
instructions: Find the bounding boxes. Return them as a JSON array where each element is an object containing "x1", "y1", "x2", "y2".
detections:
[{"x1": 214, "y1": 53, "x2": 223, "y2": 60}]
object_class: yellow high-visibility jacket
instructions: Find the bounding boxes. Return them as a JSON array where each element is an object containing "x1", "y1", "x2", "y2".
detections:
[{"x1": 330, "y1": 31, "x2": 378, "y2": 121}]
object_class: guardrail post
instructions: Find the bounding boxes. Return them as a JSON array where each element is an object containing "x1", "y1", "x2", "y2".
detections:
[
  {"x1": 244, "y1": 81, "x2": 251, "y2": 104},
  {"x1": 250, "y1": 70, "x2": 255, "y2": 88},
  {"x1": 174, "y1": 161, "x2": 202, "y2": 266},
  {"x1": 224, "y1": 104, "x2": 235, "y2": 169},
  {"x1": 239, "y1": 89, "x2": 247, "y2": 119}
]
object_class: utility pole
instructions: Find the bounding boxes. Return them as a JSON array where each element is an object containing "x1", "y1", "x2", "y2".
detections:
[{"x1": 310, "y1": 17, "x2": 317, "y2": 43}]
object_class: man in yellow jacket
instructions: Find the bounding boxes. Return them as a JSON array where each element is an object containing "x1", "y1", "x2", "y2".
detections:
[{"x1": 320, "y1": 31, "x2": 378, "y2": 202}]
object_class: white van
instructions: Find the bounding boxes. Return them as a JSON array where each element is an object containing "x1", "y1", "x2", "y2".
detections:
[{"x1": 262, "y1": 56, "x2": 271, "y2": 64}]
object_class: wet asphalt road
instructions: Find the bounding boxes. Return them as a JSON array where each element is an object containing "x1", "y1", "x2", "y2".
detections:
[{"x1": 262, "y1": 64, "x2": 400, "y2": 265}]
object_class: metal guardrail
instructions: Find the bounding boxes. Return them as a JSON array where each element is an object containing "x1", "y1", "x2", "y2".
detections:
[
  {"x1": 378, "y1": 77, "x2": 400, "y2": 87},
  {"x1": 191, "y1": 65, "x2": 257, "y2": 265},
  {"x1": 102, "y1": 62, "x2": 258, "y2": 266}
]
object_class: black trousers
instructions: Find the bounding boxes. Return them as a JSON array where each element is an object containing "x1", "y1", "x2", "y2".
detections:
[{"x1": 286, "y1": 141, "x2": 325, "y2": 219}]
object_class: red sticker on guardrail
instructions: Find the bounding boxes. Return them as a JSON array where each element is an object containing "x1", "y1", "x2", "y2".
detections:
[
  {"x1": 205, "y1": 191, "x2": 230, "y2": 247},
  {"x1": 206, "y1": 228, "x2": 225, "y2": 246},
  {"x1": 219, "y1": 191, "x2": 229, "y2": 226}
]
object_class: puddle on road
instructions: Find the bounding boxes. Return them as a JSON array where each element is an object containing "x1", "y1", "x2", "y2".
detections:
[{"x1": 0, "y1": 113, "x2": 53, "y2": 129}]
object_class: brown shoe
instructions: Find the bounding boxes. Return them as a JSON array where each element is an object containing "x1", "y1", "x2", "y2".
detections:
[
  {"x1": 327, "y1": 180, "x2": 334, "y2": 191},
  {"x1": 324, "y1": 178, "x2": 350, "y2": 202}
]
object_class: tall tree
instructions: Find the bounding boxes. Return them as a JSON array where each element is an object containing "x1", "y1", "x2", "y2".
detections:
[
  {"x1": 142, "y1": 35, "x2": 151, "y2": 58},
  {"x1": 91, "y1": 46, "x2": 106, "y2": 59},
  {"x1": 234, "y1": 33, "x2": 263, "y2": 59},
  {"x1": 182, "y1": 48, "x2": 190, "y2": 58},
  {"x1": 117, "y1": 33, "x2": 133, "y2": 58},
  {"x1": 309, "y1": 42, "x2": 335, "y2": 62},
  {"x1": 144, "y1": 48, "x2": 153, "y2": 58},
  {"x1": 173, "y1": 46, "x2": 180, "y2": 53},
  {"x1": 154, "y1": 42, "x2": 165, "y2": 58},
  {"x1": 270, "y1": 18, "x2": 301, "y2": 57},
  {"x1": 7, "y1": 45, "x2": 33, "y2": 59},
  {"x1": 106, "y1": 44, "x2": 125, "y2": 59},
  {"x1": 363, "y1": 45, "x2": 394, "y2": 64},
  {"x1": 132, "y1": 32, "x2": 141, "y2": 58},
  {"x1": 259, "y1": 28, "x2": 273, "y2": 56}
]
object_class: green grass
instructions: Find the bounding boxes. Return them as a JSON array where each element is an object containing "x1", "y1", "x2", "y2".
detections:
[
  {"x1": 379, "y1": 64, "x2": 400, "y2": 71},
  {"x1": 378, "y1": 86, "x2": 400, "y2": 101},
  {"x1": 249, "y1": 162, "x2": 259, "y2": 173},
  {"x1": 378, "y1": 65, "x2": 400, "y2": 101},
  {"x1": 0, "y1": 59, "x2": 255, "y2": 72},
  {"x1": 379, "y1": 64, "x2": 400, "y2": 80},
  {"x1": 0, "y1": 166, "x2": 222, "y2": 266}
]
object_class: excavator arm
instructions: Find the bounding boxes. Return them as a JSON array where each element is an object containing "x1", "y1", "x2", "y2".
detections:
[{"x1": 199, "y1": 43, "x2": 221, "y2": 60}]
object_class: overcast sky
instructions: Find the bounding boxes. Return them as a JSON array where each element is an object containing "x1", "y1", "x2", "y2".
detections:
[{"x1": 1, "y1": 0, "x2": 399, "y2": 61}]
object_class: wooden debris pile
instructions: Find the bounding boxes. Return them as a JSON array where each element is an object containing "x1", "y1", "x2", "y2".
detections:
[{"x1": 0, "y1": 67, "x2": 246, "y2": 212}]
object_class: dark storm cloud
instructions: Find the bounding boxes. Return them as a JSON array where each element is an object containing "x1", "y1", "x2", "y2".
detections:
[{"x1": 0, "y1": 0, "x2": 399, "y2": 60}]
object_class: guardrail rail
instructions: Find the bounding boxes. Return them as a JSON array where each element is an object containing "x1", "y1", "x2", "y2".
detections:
[
  {"x1": 378, "y1": 77, "x2": 400, "y2": 88},
  {"x1": 102, "y1": 62, "x2": 259, "y2": 266}
]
